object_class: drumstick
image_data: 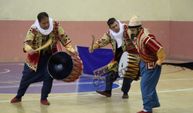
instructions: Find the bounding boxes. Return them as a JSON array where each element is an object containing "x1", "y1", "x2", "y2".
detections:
[
  {"x1": 34, "y1": 38, "x2": 52, "y2": 52},
  {"x1": 90, "y1": 35, "x2": 95, "y2": 52}
]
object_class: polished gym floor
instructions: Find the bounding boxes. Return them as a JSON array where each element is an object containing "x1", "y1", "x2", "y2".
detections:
[{"x1": 0, "y1": 63, "x2": 193, "y2": 113}]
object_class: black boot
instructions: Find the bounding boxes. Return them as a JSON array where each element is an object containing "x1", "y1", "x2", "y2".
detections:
[{"x1": 96, "y1": 90, "x2": 112, "y2": 97}]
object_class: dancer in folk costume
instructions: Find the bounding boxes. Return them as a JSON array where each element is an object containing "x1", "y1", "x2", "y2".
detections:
[
  {"x1": 90, "y1": 18, "x2": 140, "y2": 98},
  {"x1": 10, "y1": 12, "x2": 76, "y2": 105},
  {"x1": 128, "y1": 16, "x2": 166, "y2": 113}
]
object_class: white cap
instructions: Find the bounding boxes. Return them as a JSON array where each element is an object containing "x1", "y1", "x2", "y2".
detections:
[{"x1": 128, "y1": 16, "x2": 142, "y2": 27}]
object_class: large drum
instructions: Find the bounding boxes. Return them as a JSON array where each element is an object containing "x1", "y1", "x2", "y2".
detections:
[
  {"x1": 118, "y1": 52, "x2": 140, "y2": 80},
  {"x1": 47, "y1": 52, "x2": 83, "y2": 82}
]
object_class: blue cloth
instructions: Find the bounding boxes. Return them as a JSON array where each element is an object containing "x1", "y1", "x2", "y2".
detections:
[
  {"x1": 77, "y1": 46, "x2": 133, "y2": 94},
  {"x1": 77, "y1": 46, "x2": 113, "y2": 74},
  {"x1": 140, "y1": 61, "x2": 161, "y2": 112}
]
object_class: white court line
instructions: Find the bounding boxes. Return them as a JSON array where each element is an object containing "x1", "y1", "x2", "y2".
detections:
[
  {"x1": 0, "y1": 69, "x2": 10, "y2": 75},
  {"x1": 1, "y1": 77, "x2": 193, "y2": 89},
  {"x1": 0, "y1": 63, "x2": 23, "y2": 75},
  {"x1": 0, "y1": 82, "x2": 94, "y2": 89}
]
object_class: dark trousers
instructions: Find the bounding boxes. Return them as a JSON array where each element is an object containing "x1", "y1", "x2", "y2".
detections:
[
  {"x1": 105, "y1": 74, "x2": 133, "y2": 94},
  {"x1": 16, "y1": 53, "x2": 53, "y2": 100},
  {"x1": 105, "y1": 47, "x2": 133, "y2": 94}
]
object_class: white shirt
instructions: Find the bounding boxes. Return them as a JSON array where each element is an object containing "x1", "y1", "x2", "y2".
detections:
[{"x1": 109, "y1": 20, "x2": 124, "y2": 48}]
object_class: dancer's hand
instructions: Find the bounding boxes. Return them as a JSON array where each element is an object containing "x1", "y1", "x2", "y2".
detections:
[
  {"x1": 28, "y1": 49, "x2": 36, "y2": 55},
  {"x1": 89, "y1": 35, "x2": 97, "y2": 53},
  {"x1": 156, "y1": 60, "x2": 163, "y2": 66},
  {"x1": 89, "y1": 46, "x2": 94, "y2": 53}
]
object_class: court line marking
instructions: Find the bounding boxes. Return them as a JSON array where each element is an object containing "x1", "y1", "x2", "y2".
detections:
[
  {"x1": 0, "y1": 82, "x2": 94, "y2": 89},
  {"x1": 1, "y1": 78, "x2": 193, "y2": 89},
  {"x1": 0, "y1": 69, "x2": 10, "y2": 75}
]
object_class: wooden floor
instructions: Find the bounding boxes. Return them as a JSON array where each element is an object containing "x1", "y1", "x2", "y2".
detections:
[{"x1": 1, "y1": 65, "x2": 193, "y2": 113}]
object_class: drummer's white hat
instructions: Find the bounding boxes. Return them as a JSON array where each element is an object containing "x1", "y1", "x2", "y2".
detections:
[{"x1": 128, "y1": 16, "x2": 142, "y2": 28}]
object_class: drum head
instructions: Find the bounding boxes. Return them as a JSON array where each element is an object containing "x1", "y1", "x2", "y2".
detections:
[
  {"x1": 118, "y1": 51, "x2": 129, "y2": 77},
  {"x1": 47, "y1": 52, "x2": 73, "y2": 80}
]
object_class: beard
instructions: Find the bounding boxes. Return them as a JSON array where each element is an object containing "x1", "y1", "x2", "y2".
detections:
[
  {"x1": 131, "y1": 29, "x2": 141, "y2": 40},
  {"x1": 131, "y1": 34, "x2": 136, "y2": 40}
]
